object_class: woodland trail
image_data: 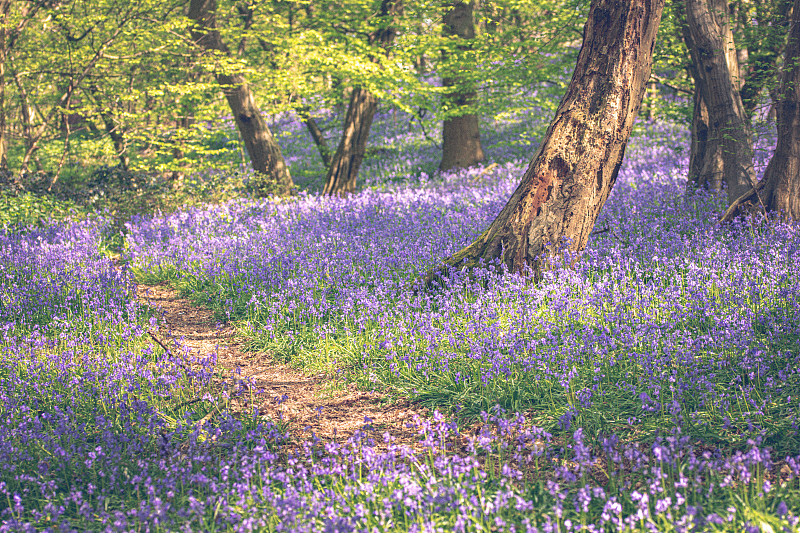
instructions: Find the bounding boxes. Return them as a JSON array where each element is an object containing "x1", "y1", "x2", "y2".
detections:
[{"x1": 137, "y1": 283, "x2": 428, "y2": 445}]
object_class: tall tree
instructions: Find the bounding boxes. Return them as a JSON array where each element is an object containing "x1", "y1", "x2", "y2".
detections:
[
  {"x1": 722, "y1": 0, "x2": 800, "y2": 221},
  {"x1": 682, "y1": 0, "x2": 755, "y2": 204},
  {"x1": 323, "y1": 0, "x2": 401, "y2": 196},
  {"x1": 737, "y1": 0, "x2": 793, "y2": 117},
  {"x1": 0, "y1": 0, "x2": 40, "y2": 172},
  {"x1": 426, "y1": 0, "x2": 665, "y2": 283},
  {"x1": 323, "y1": 87, "x2": 378, "y2": 195},
  {"x1": 439, "y1": 0, "x2": 485, "y2": 172},
  {"x1": 0, "y1": 0, "x2": 13, "y2": 170},
  {"x1": 188, "y1": 0, "x2": 294, "y2": 196}
]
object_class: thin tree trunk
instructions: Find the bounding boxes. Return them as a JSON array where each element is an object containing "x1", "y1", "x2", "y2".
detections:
[
  {"x1": 13, "y1": 20, "x2": 115, "y2": 177},
  {"x1": 687, "y1": 67, "x2": 714, "y2": 189},
  {"x1": 439, "y1": 0, "x2": 484, "y2": 171},
  {"x1": 722, "y1": 0, "x2": 800, "y2": 222},
  {"x1": 0, "y1": 0, "x2": 40, "y2": 176},
  {"x1": 0, "y1": 0, "x2": 25, "y2": 172},
  {"x1": 425, "y1": 0, "x2": 665, "y2": 284},
  {"x1": 0, "y1": 50, "x2": 7, "y2": 171},
  {"x1": 739, "y1": 0, "x2": 793, "y2": 117},
  {"x1": 188, "y1": 0, "x2": 293, "y2": 196},
  {"x1": 89, "y1": 86, "x2": 130, "y2": 171},
  {"x1": 14, "y1": 70, "x2": 44, "y2": 174},
  {"x1": 50, "y1": 108, "x2": 71, "y2": 191},
  {"x1": 305, "y1": 116, "x2": 331, "y2": 167},
  {"x1": 643, "y1": 81, "x2": 658, "y2": 121},
  {"x1": 170, "y1": 114, "x2": 192, "y2": 181},
  {"x1": 322, "y1": 0, "x2": 401, "y2": 195},
  {"x1": 322, "y1": 87, "x2": 377, "y2": 195},
  {"x1": 0, "y1": 3, "x2": 7, "y2": 171},
  {"x1": 102, "y1": 111, "x2": 130, "y2": 171},
  {"x1": 683, "y1": 0, "x2": 755, "y2": 204},
  {"x1": 298, "y1": 108, "x2": 331, "y2": 167}
]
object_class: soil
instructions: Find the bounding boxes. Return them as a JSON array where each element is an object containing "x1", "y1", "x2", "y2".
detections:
[{"x1": 137, "y1": 283, "x2": 429, "y2": 446}]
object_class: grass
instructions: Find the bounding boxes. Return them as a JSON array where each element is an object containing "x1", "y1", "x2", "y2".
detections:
[{"x1": 1, "y1": 108, "x2": 799, "y2": 531}]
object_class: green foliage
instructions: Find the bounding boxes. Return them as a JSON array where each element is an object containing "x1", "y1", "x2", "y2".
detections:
[
  {"x1": 0, "y1": 190, "x2": 82, "y2": 229},
  {"x1": 0, "y1": 0, "x2": 780, "y2": 196}
]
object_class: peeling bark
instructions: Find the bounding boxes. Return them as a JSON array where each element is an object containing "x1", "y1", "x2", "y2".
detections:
[{"x1": 425, "y1": 0, "x2": 665, "y2": 284}]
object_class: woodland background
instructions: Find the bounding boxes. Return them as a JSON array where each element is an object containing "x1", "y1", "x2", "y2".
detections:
[{"x1": 0, "y1": 0, "x2": 785, "y2": 220}]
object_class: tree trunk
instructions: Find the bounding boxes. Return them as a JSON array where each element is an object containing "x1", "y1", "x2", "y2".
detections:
[
  {"x1": 722, "y1": 0, "x2": 800, "y2": 222},
  {"x1": 89, "y1": 86, "x2": 130, "y2": 171},
  {"x1": 188, "y1": 0, "x2": 293, "y2": 196},
  {"x1": 688, "y1": 85, "x2": 712, "y2": 188},
  {"x1": 14, "y1": 70, "x2": 44, "y2": 175},
  {"x1": 0, "y1": 0, "x2": 13, "y2": 170},
  {"x1": 170, "y1": 114, "x2": 192, "y2": 182},
  {"x1": 103, "y1": 113, "x2": 129, "y2": 171},
  {"x1": 322, "y1": 0, "x2": 401, "y2": 195},
  {"x1": 425, "y1": 0, "x2": 665, "y2": 284},
  {"x1": 439, "y1": 0, "x2": 485, "y2": 172},
  {"x1": 298, "y1": 108, "x2": 331, "y2": 167},
  {"x1": 739, "y1": 0, "x2": 793, "y2": 117},
  {"x1": 0, "y1": 51, "x2": 7, "y2": 171},
  {"x1": 643, "y1": 81, "x2": 658, "y2": 121},
  {"x1": 322, "y1": 87, "x2": 377, "y2": 195},
  {"x1": 682, "y1": 0, "x2": 755, "y2": 204}
]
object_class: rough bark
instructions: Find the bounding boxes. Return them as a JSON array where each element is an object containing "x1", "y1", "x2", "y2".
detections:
[
  {"x1": 322, "y1": 87, "x2": 377, "y2": 195},
  {"x1": 188, "y1": 0, "x2": 293, "y2": 196},
  {"x1": 722, "y1": 0, "x2": 800, "y2": 222},
  {"x1": 683, "y1": 0, "x2": 755, "y2": 204},
  {"x1": 322, "y1": 0, "x2": 400, "y2": 195},
  {"x1": 425, "y1": 0, "x2": 665, "y2": 284},
  {"x1": 439, "y1": 0, "x2": 485, "y2": 172}
]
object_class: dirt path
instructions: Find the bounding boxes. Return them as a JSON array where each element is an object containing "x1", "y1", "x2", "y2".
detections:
[{"x1": 138, "y1": 283, "x2": 428, "y2": 444}]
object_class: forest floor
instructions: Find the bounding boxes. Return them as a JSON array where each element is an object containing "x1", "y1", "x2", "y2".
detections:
[{"x1": 137, "y1": 283, "x2": 429, "y2": 447}]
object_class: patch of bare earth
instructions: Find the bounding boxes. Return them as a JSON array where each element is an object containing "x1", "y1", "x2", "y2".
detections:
[{"x1": 138, "y1": 283, "x2": 429, "y2": 446}]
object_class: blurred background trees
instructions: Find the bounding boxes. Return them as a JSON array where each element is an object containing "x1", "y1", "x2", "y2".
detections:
[{"x1": 0, "y1": 0, "x2": 796, "y2": 216}]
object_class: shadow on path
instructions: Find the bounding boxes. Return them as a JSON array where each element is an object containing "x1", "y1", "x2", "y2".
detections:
[{"x1": 138, "y1": 283, "x2": 430, "y2": 446}]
